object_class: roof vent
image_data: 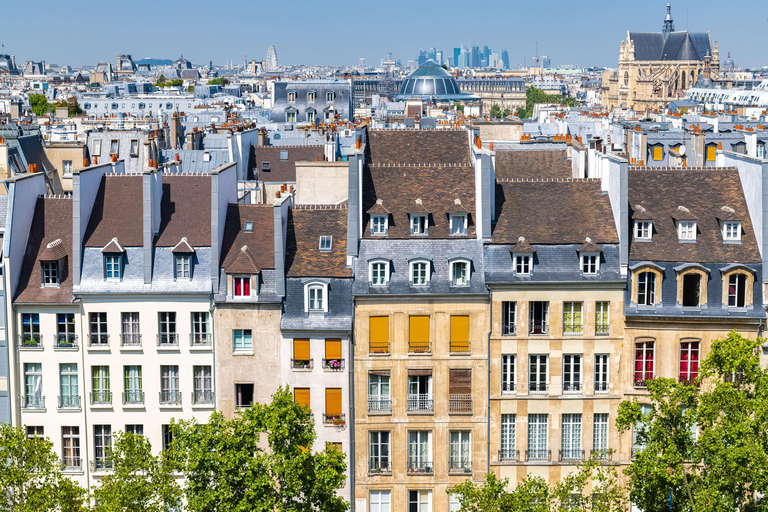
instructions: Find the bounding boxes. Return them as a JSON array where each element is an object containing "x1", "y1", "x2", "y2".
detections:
[
  {"x1": 454, "y1": 198, "x2": 462, "y2": 205},
  {"x1": 46, "y1": 238, "x2": 62, "y2": 249},
  {"x1": 585, "y1": 236, "x2": 592, "y2": 243},
  {"x1": 376, "y1": 198, "x2": 384, "y2": 205},
  {"x1": 720, "y1": 206, "x2": 735, "y2": 214},
  {"x1": 634, "y1": 204, "x2": 647, "y2": 213},
  {"x1": 518, "y1": 236, "x2": 526, "y2": 242},
  {"x1": 415, "y1": 198, "x2": 423, "y2": 205},
  {"x1": 677, "y1": 206, "x2": 691, "y2": 214}
]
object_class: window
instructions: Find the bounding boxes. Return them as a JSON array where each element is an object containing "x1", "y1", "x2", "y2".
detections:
[
  {"x1": 449, "y1": 431, "x2": 471, "y2": 472},
  {"x1": 105, "y1": 254, "x2": 120, "y2": 279},
  {"x1": 408, "y1": 490, "x2": 431, "y2": 512},
  {"x1": 451, "y1": 260, "x2": 468, "y2": 286},
  {"x1": 233, "y1": 276, "x2": 251, "y2": 297},
  {"x1": 407, "y1": 431, "x2": 432, "y2": 472},
  {"x1": 449, "y1": 369, "x2": 472, "y2": 413},
  {"x1": 193, "y1": 366, "x2": 213, "y2": 404},
  {"x1": 244, "y1": 221, "x2": 254, "y2": 232},
  {"x1": 59, "y1": 363, "x2": 79, "y2": 408},
  {"x1": 563, "y1": 302, "x2": 583, "y2": 335},
  {"x1": 191, "y1": 312, "x2": 209, "y2": 345},
  {"x1": 593, "y1": 413, "x2": 609, "y2": 457},
  {"x1": 26, "y1": 426, "x2": 44, "y2": 438},
  {"x1": 371, "y1": 215, "x2": 388, "y2": 235},
  {"x1": 308, "y1": 285, "x2": 324, "y2": 311},
  {"x1": 324, "y1": 388, "x2": 342, "y2": 422},
  {"x1": 408, "y1": 315, "x2": 430, "y2": 353},
  {"x1": 728, "y1": 273, "x2": 747, "y2": 307},
  {"x1": 236, "y1": 383, "x2": 254, "y2": 408},
  {"x1": 595, "y1": 354, "x2": 609, "y2": 393},
  {"x1": 581, "y1": 254, "x2": 598, "y2": 274},
  {"x1": 407, "y1": 372, "x2": 433, "y2": 412},
  {"x1": 286, "y1": 111, "x2": 296, "y2": 122},
  {"x1": 529, "y1": 355, "x2": 548, "y2": 394},
  {"x1": 62, "y1": 427, "x2": 80, "y2": 471},
  {"x1": 369, "y1": 431, "x2": 391, "y2": 473},
  {"x1": 678, "y1": 221, "x2": 697, "y2": 241},
  {"x1": 595, "y1": 301, "x2": 609, "y2": 335},
  {"x1": 160, "y1": 365, "x2": 180, "y2": 404},
  {"x1": 502, "y1": 301, "x2": 516, "y2": 335},
  {"x1": 233, "y1": 329, "x2": 252, "y2": 353},
  {"x1": 307, "y1": 110, "x2": 315, "y2": 124},
  {"x1": 501, "y1": 355, "x2": 516, "y2": 393},
  {"x1": 130, "y1": 140, "x2": 138, "y2": 156},
  {"x1": 22, "y1": 313, "x2": 41, "y2": 346},
  {"x1": 93, "y1": 425, "x2": 112, "y2": 470},
  {"x1": 157, "y1": 312, "x2": 177, "y2": 347},
  {"x1": 369, "y1": 316, "x2": 389, "y2": 354},
  {"x1": 449, "y1": 315, "x2": 469, "y2": 352},
  {"x1": 293, "y1": 338, "x2": 310, "y2": 367},
  {"x1": 123, "y1": 366, "x2": 143, "y2": 404},
  {"x1": 89, "y1": 313, "x2": 108, "y2": 346},
  {"x1": 125, "y1": 424, "x2": 143, "y2": 436},
  {"x1": 370, "y1": 490, "x2": 391, "y2": 512},
  {"x1": 723, "y1": 222, "x2": 741, "y2": 241},
  {"x1": 62, "y1": 160, "x2": 73, "y2": 175},
  {"x1": 632, "y1": 405, "x2": 653, "y2": 457},
  {"x1": 319, "y1": 236, "x2": 332, "y2": 251},
  {"x1": 368, "y1": 372, "x2": 391, "y2": 413},
  {"x1": 326, "y1": 91, "x2": 335, "y2": 102},
  {"x1": 110, "y1": 139, "x2": 119, "y2": 156},
  {"x1": 370, "y1": 261, "x2": 389, "y2": 286},
  {"x1": 450, "y1": 214, "x2": 467, "y2": 235},
  {"x1": 175, "y1": 254, "x2": 191, "y2": 279},
  {"x1": 758, "y1": 144, "x2": 765, "y2": 159},
  {"x1": 410, "y1": 260, "x2": 429, "y2": 285},
  {"x1": 162, "y1": 425, "x2": 173, "y2": 451},
  {"x1": 307, "y1": 92, "x2": 315, "y2": 102},
  {"x1": 41, "y1": 260, "x2": 58, "y2": 286},
  {"x1": 681, "y1": 273, "x2": 701, "y2": 307},
  {"x1": 288, "y1": 92, "x2": 296, "y2": 102},
  {"x1": 637, "y1": 272, "x2": 656, "y2": 305},
  {"x1": 280, "y1": 151, "x2": 288, "y2": 161},
  {"x1": 563, "y1": 355, "x2": 582, "y2": 393},
  {"x1": 529, "y1": 301, "x2": 549, "y2": 334},
  {"x1": 121, "y1": 312, "x2": 140, "y2": 346},
  {"x1": 634, "y1": 341, "x2": 655, "y2": 386},
  {"x1": 652, "y1": 145, "x2": 663, "y2": 161},
  {"x1": 679, "y1": 341, "x2": 700, "y2": 383},
  {"x1": 500, "y1": 414, "x2": 516, "y2": 460},
  {"x1": 410, "y1": 215, "x2": 427, "y2": 235},
  {"x1": 516, "y1": 253, "x2": 532, "y2": 273},
  {"x1": 527, "y1": 414, "x2": 548, "y2": 460},
  {"x1": 24, "y1": 363, "x2": 43, "y2": 408},
  {"x1": 561, "y1": 414, "x2": 582, "y2": 460},
  {"x1": 91, "y1": 366, "x2": 110, "y2": 404},
  {"x1": 706, "y1": 145, "x2": 716, "y2": 162},
  {"x1": 634, "y1": 221, "x2": 652, "y2": 240}
]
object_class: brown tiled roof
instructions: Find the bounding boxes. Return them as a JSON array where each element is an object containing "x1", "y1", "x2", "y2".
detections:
[
  {"x1": 15, "y1": 197, "x2": 73, "y2": 304},
  {"x1": 224, "y1": 245, "x2": 261, "y2": 274},
  {"x1": 362, "y1": 164, "x2": 476, "y2": 239},
  {"x1": 366, "y1": 129, "x2": 471, "y2": 165},
  {"x1": 39, "y1": 239, "x2": 67, "y2": 261},
  {"x1": 510, "y1": 237, "x2": 537, "y2": 253},
  {"x1": 578, "y1": 238, "x2": 603, "y2": 253},
  {"x1": 171, "y1": 238, "x2": 195, "y2": 253},
  {"x1": 366, "y1": 200, "x2": 390, "y2": 215},
  {"x1": 156, "y1": 175, "x2": 212, "y2": 247},
  {"x1": 715, "y1": 206, "x2": 740, "y2": 221},
  {"x1": 83, "y1": 175, "x2": 143, "y2": 247},
  {"x1": 632, "y1": 204, "x2": 654, "y2": 220},
  {"x1": 671, "y1": 205, "x2": 697, "y2": 221},
  {"x1": 285, "y1": 206, "x2": 352, "y2": 278},
  {"x1": 101, "y1": 238, "x2": 124, "y2": 253},
  {"x1": 491, "y1": 180, "x2": 619, "y2": 244},
  {"x1": 220, "y1": 204, "x2": 275, "y2": 270},
  {"x1": 629, "y1": 169, "x2": 761, "y2": 263},
  {"x1": 251, "y1": 145, "x2": 326, "y2": 183},
  {"x1": 495, "y1": 149, "x2": 572, "y2": 180}
]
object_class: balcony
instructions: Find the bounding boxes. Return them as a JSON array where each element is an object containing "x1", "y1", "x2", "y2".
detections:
[
  {"x1": 448, "y1": 394, "x2": 472, "y2": 414},
  {"x1": 501, "y1": 383, "x2": 516, "y2": 394},
  {"x1": 634, "y1": 374, "x2": 653, "y2": 388},
  {"x1": 61, "y1": 456, "x2": 82, "y2": 472},
  {"x1": 498, "y1": 449, "x2": 519, "y2": 462},
  {"x1": 58, "y1": 394, "x2": 81, "y2": 409},
  {"x1": 562, "y1": 382, "x2": 582, "y2": 394},
  {"x1": 323, "y1": 413, "x2": 346, "y2": 426},
  {"x1": 191, "y1": 390, "x2": 214, "y2": 405},
  {"x1": 591, "y1": 449, "x2": 612, "y2": 461},
  {"x1": 159, "y1": 390, "x2": 182, "y2": 406},
  {"x1": 157, "y1": 333, "x2": 179, "y2": 348},
  {"x1": 594, "y1": 381, "x2": 609, "y2": 394},
  {"x1": 88, "y1": 333, "x2": 110, "y2": 347},
  {"x1": 408, "y1": 341, "x2": 431, "y2": 354},
  {"x1": 19, "y1": 334, "x2": 42, "y2": 349},
  {"x1": 291, "y1": 359, "x2": 313, "y2": 370},
  {"x1": 559, "y1": 449, "x2": 585, "y2": 462},
  {"x1": 90, "y1": 458, "x2": 114, "y2": 472},
  {"x1": 448, "y1": 458, "x2": 472, "y2": 474},
  {"x1": 368, "y1": 397, "x2": 392, "y2": 414},
  {"x1": 369, "y1": 341, "x2": 390, "y2": 355},
  {"x1": 90, "y1": 390, "x2": 112, "y2": 405},
  {"x1": 368, "y1": 459, "x2": 392, "y2": 474},
  {"x1": 407, "y1": 460, "x2": 433, "y2": 474},
  {"x1": 525, "y1": 449, "x2": 551, "y2": 462},
  {"x1": 322, "y1": 358, "x2": 345, "y2": 371},
  {"x1": 529, "y1": 323, "x2": 549, "y2": 335},
  {"x1": 449, "y1": 341, "x2": 470, "y2": 353},
  {"x1": 529, "y1": 382, "x2": 549, "y2": 395},
  {"x1": 122, "y1": 390, "x2": 144, "y2": 405},
  {"x1": 190, "y1": 333, "x2": 211, "y2": 348},
  {"x1": 596, "y1": 324, "x2": 609, "y2": 336},
  {"x1": 21, "y1": 395, "x2": 45, "y2": 409},
  {"x1": 406, "y1": 394, "x2": 433, "y2": 413},
  {"x1": 54, "y1": 334, "x2": 78, "y2": 349},
  {"x1": 119, "y1": 333, "x2": 142, "y2": 348},
  {"x1": 502, "y1": 324, "x2": 516, "y2": 336}
]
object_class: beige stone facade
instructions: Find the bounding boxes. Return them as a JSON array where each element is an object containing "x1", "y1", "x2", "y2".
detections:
[{"x1": 44, "y1": 141, "x2": 86, "y2": 192}]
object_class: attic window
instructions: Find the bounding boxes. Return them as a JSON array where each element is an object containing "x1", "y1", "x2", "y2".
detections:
[
  {"x1": 371, "y1": 215, "x2": 388, "y2": 236},
  {"x1": 203, "y1": 152, "x2": 211, "y2": 162},
  {"x1": 262, "y1": 161, "x2": 271, "y2": 171},
  {"x1": 723, "y1": 222, "x2": 741, "y2": 242},
  {"x1": 516, "y1": 255, "x2": 531, "y2": 275},
  {"x1": 634, "y1": 221, "x2": 652, "y2": 240},
  {"x1": 42, "y1": 261, "x2": 58, "y2": 286},
  {"x1": 582, "y1": 254, "x2": 598, "y2": 274},
  {"x1": 410, "y1": 215, "x2": 427, "y2": 235},
  {"x1": 678, "y1": 221, "x2": 697, "y2": 241},
  {"x1": 244, "y1": 222, "x2": 254, "y2": 232},
  {"x1": 450, "y1": 214, "x2": 467, "y2": 236},
  {"x1": 280, "y1": 151, "x2": 288, "y2": 161},
  {"x1": 319, "y1": 236, "x2": 332, "y2": 252}
]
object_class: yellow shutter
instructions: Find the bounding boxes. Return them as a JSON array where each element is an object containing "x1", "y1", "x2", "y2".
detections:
[
  {"x1": 294, "y1": 388, "x2": 310, "y2": 410},
  {"x1": 450, "y1": 315, "x2": 470, "y2": 352},
  {"x1": 370, "y1": 316, "x2": 389, "y2": 353},
  {"x1": 325, "y1": 388, "x2": 342, "y2": 416},
  {"x1": 409, "y1": 315, "x2": 430, "y2": 352},
  {"x1": 325, "y1": 338, "x2": 342, "y2": 359},
  {"x1": 293, "y1": 338, "x2": 310, "y2": 361},
  {"x1": 653, "y1": 146, "x2": 663, "y2": 160},
  {"x1": 706, "y1": 146, "x2": 716, "y2": 161}
]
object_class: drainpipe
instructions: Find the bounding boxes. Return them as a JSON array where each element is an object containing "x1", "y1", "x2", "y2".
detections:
[
  {"x1": 485, "y1": 284, "x2": 492, "y2": 474},
  {"x1": 348, "y1": 300, "x2": 355, "y2": 512}
]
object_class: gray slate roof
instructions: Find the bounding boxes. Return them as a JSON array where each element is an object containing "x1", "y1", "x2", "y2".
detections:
[
  {"x1": 281, "y1": 278, "x2": 353, "y2": 332},
  {"x1": 629, "y1": 31, "x2": 711, "y2": 61}
]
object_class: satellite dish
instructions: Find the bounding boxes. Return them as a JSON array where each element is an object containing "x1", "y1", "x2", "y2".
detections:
[{"x1": 679, "y1": 145, "x2": 686, "y2": 155}]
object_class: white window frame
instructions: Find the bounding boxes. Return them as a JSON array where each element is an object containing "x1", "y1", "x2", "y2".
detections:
[
  {"x1": 501, "y1": 354, "x2": 516, "y2": 393},
  {"x1": 304, "y1": 281, "x2": 328, "y2": 313},
  {"x1": 723, "y1": 222, "x2": 741, "y2": 242},
  {"x1": 500, "y1": 414, "x2": 516, "y2": 459},
  {"x1": 562, "y1": 354, "x2": 582, "y2": 393},
  {"x1": 529, "y1": 355, "x2": 548, "y2": 394},
  {"x1": 42, "y1": 261, "x2": 58, "y2": 286},
  {"x1": 593, "y1": 413, "x2": 609, "y2": 454},
  {"x1": 728, "y1": 273, "x2": 747, "y2": 307},
  {"x1": 561, "y1": 413, "x2": 582, "y2": 459},
  {"x1": 581, "y1": 253, "x2": 599, "y2": 274},
  {"x1": 410, "y1": 215, "x2": 427, "y2": 235},
  {"x1": 634, "y1": 221, "x2": 652, "y2": 240},
  {"x1": 288, "y1": 91, "x2": 296, "y2": 102},
  {"x1": 409, "y1": 259, "x2": 430, "y2": 286},
  {"x1": 449, "y1": 430, "x2": 471, "y2": 471},
  {"x1": 527, "y1": 413, "x2": 548, "y2": 458},
  {"x1": 449, "y1": 214, "x2": 467, "y2": 236},
  {"x1": 637, "y1": 271, "x2": 656, "y2": 306},
  {"x1": 326, "y1": 91, "x2": 335, "y2": 102},
  {"x1": 502, "y1": 301, "x2": 516, "y2": 335},
  {"x1": 595, "y1": 354, "x2": 609, "y2": 393},
  {"x1": 232, "y1": 328, "x2": 253, "y2": 353},
  {"x1": 319, "y1": 235, "x2": 332, "y2": 251},
  {"x1": 515, "y1": 254, "x2": 531, "y2": 275},
  {"x1": 369, "y1": 489, "x2": 391, "y2": 512},
  {"x1": 563, "y1": 301, "x2": 583, "y2": 335},
  {"x1": 369, "y1": 260, "x2": 389, "y2": 286},
  {"x1": 62, "y1": 160, "x2": 73, "y2": 175},
  {"x1": 371, "y1": 215, "x2": 388, "y2": 235},
  {"x1": 105, "y1": 254, "x2": 121, "y2": 280},
  {"x1": 678, "y1": 221, "x2": 697, "y2": 241},
  {"x1": 175, "y1": 254, "x2": 191, "y2": 279},
  {"x1": 450, "y1": 258, "x2": 470, "y2": 287},
  {"x1": 232, "y1": 275, "x2": 252, "y2": 298},
  {"x1": 595, "y1": 301, "x2": 610, "y2": 335},
  {"x1": 408, "y1": 489, "x2": 432, "y2": 512},
  {"x1": 92, "y1": 139, "x2": 101, "y2": 156}
]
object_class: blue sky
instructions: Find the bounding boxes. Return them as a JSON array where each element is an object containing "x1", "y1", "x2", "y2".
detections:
[{"x1": 3, "y1": 0, "x2": 766, "y2": 68}]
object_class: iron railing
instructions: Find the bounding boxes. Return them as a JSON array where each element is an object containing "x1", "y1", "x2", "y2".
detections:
[
  {"x1": 122, "y1": 390, "x2": 144, "y2": 405},
  {"x1": 634, "y1": 374, "x2": 653, "y2": 388},
  {"x1": 19, "y1": 334, "x2": 42, "y2": 348},
  {"x1": 54, "y1": 334, "x2": 78, "y2": 348},
  {"x1": 90, "y1": 390, "x2": 112, "y2": 405},
  {"x1": 291, "y1": 358, "x2": 313, "y2": 370},
  {"x1": 61, "y1": 456, "x2": 82, "y2": 471},
  {"x1": 368, "y1": 459, "x2": 392, "y2": 474},
  {"x1": 529, "y1": 322, "x2": 549, "y2": 335},
  {"x1": 407, "y1": 394, "x2": 433, "y2": 412},
  {"x1": 594, "y1": 381, "x2": 609, "y2": 393},
  {"x1": 191, "y1": 390, "x2": 214, "y2": 405},
  {"x1": 526, "y1": 449, "x2": 551, "y2": 462},
  {"x1": 368, "y1": 397, "x2": 392, "y2": 413},
  {"x1": 21, "y1": 395, "x2": 45, "y2": 409},
  {"x1": 595, "y1": 324, "x2": 610, "y2": 336},
  {"x1": 58, "y1": 395, "x2": 81, "y2": 409},
  {"x1": 559, "y1": 449, "x2": 585, "y2": 462},
  {"x1": 563, "y1": 382, "x2": 582, "y2": 393},
  {"x1": 157, "y1": 333, "x2": 179, "y2": 347},
  {"x1": 498, "y1": 449, "x2": 519, "y2": 461},
  {"x1": 448, "y1": 458, "x2": 472, "y2": 473},
  {"x1": 529, "y1": 382, "x2": 549, "y2": 395},
  {"x1": 502, "y1": 382, "x2": 516, "y2": 393},
  {"x1": 449, "y1": 340, "x2": 470, "y2": 352},
  {"x1": 322, "y1": 358, "x2": 345, "y2": 370},
  {"x1": 408, "y1": 340, "x2": 431, "y2": 353},
  {"x1": 407, "y1": 460, "x2": 433, "y2": 474},
  {"x1": 591, "y1": 449, "x2": 612, "y2": 461},
  {"x1": 91, "y1": 458, "x2": 113, "y2": 472},
  {"x1": 449, "y1": 394, "x2": 472, "y2": 413},
  {"x1": 88, "y1": 333, "x2": 109, "y2": 346},
  {"x1": 120, "y1": 333, "x2": 142, "y2": 347},
  {"x1": 190, "y1": 333, "x2": 211, "y2": 347},
  {"x1": 369, "y1": 341, "x2": 390, "y2": 354},
  {"x1": 159, "y1": 390, "x2": 182, "y2": 405},
  {"x1": 323, "y1": 413, "x2": 346, "y2": 425}
]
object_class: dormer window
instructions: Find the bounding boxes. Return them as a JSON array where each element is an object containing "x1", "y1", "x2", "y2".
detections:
[
  {"x1": 175, "y1": 254, "x2": 191, "y2": 279},
  {"x1": 371, "y1": 215, "x2": 388, "y2": 236},
  {"x1": 410, "y1": 260, "x2": 430, "y2": 286},
  {"x1": 42, "y1": 261, "x2": 58, "y2": 286},
  {"x1": 304, "y1": 282, "x2": 328, "y2": 313},
  {"x1": 728, "y1": 273, "x2": 747, "y2": 307},
  {"x1": 288, "y1": 91, "x2": 296, "y2": 102},
  {"x1": 634, "y1": 221, "x2": 652, "y2": 240},
  {"x1": 450, "y1": 215, "x2": 467, "y2": 236},
  {"x1": 410, "y1": 215, "x2": 427, "y2": 235},
  {"x1": 326, "y1": 91, "x2": 335, "y2": 102},
  {"x1": 516, "y1": 255, "x2": 531, "y2": 275},
  {"x1": 319, "y1": 236, "x2": 332, "y2": 252},
  {"x1": 244, "y1": 221, "x2": 254, "y2": 232},
  {"x1": 582, "y1": 255, "x2": 598, "y2": 274},
  {"x1": 678, "y1": 221, "x2": 697, "y2": 241},
  {"x1": 369, "y1": 260, "x2": 389, "y2": 286},
  {"x1": 307, "y1": 91, "x2": 316, "y2": 102},
  {"x1": 233, "y1": 276, "x2": 251, "y2": 297},
  {"x1": 450, "y1": 259, "x2": 470, "y2": 287},
  {"x1": 723, "y1": 222, "x2": 741, "y2": 242},
  {"x1": 637, "y1": 272, "x2": 656, "y2": 305},
  {"x1": 105, "y1": 255, "x2": 121, "y2": 280},
  {"x1": 40, "y1": 238, "x2": 65, "y2": 287}
]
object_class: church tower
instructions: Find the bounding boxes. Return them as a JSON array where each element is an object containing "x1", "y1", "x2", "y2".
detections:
[{"x1": 662, "y1": 3, "x2": 675, "y2": 38}]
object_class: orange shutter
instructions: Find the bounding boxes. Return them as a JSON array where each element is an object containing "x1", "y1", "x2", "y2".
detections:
[
  {"x1": 325, "y1": 338, "x2": 342, "y2": 359},
  {"x1": 409, "y1": 315, "x2": 430, "y2": 352},
  {"x1": 706, "y1": 146, "x2": 716, "y2": 161},
  {"x1": 450, "y1": 315, "x2": 470, "y2": 352},
  {"x1": 325, "y1": 388, "x2": 342, "y2": 416},
  {"x1": 293, "y1": 338, "x2": 310, "y2": 360},
  {"x1": 294, "y1": 388, "x2": 311, "y2": 410},
  {"x1": 370, "y1": 316, "x2": 389, "y2": 353},
  {"x1": 653, "y1": 146, "x2": 662, "y2": 161}
]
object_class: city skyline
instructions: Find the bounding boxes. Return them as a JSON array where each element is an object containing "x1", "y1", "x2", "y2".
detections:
[{"x1": 2, "y1": 0, "x2": 766, "y2": 69}]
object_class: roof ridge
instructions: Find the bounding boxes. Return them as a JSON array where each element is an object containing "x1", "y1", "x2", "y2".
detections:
[
  {"x1": 255, "y1": 144, "x2": 326, "y2": 149},
  {"x1": 629, "y1": 166, "x2": 739, "y2": 171},
  {"x1": 496, "y1": 177, "x2": 601, "y2": 182},
  {"x1": 40, "y1": 194, "x2": 73, "y2": 199},
  {"x1": 293, "y1": 204, "x2": 348, "y2": 210}
]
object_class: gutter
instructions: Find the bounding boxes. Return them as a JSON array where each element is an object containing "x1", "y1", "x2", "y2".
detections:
[
  {"x1": 348, "y1": 301, "x2": 355, "y2": 511},
  {"x1": 485, "y1": 284, "x2": 492, "y2": 475}
]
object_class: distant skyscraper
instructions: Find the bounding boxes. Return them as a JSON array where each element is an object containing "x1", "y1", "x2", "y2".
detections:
[
  {"x1": 501, "y1": 50, "x2": 510, "y2": 70},
  {"x1": 435, "y1": 50, "x2": 443, "y2": 66},
  {"x1": 490, "y1": 52, "x2": 499, "y2": 69},
  {"x1": 418, "y1": 49, "x2": 426, "y2": 66},
  {"x1": 542, "y1": 55, "x2": 551, "y2": 69},
  {"x1": 453, "y1": 48, "x2": 461, "y2": 67},
  {"x1": 266, "y1": 45, "x2": 278, "y2": 72},
  {"x1": 482, "y1": 46, "x2": 490, "y2": 62},
  {"x1": 458, "y1": 47, "x2": 470, "y2": 68},
  {"x1": 470, "y1": 46, "x2": 480, "y2": 68}
]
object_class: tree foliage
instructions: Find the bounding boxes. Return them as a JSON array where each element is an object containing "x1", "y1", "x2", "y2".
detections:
[
  {"x1": 616, "y1": 331, "x2": 768, "y2": 512},
  {"x1": 489, "y1": 104, "x2": 502, "y2": 119},
  {"x1": 515, "y1": 86, "x2": 577, "y2": 118},
  {"x1": 207, "y1": 78, "x2": 229, "y2": 86},
  {"x1": 53, "y1": 96, "x2": 83, "y2": 117},
  {"x1": 0, "y1": 423, "x2": 86, "y2": 512},
  {"x1": 171, "y1": 385, "x2": 348, "y2": 512},
  {"x1": 29, "y1": 93, "x2": 50, "y2": 116}
]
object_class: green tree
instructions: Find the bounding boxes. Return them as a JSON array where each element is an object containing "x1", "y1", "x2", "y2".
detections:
[
  {"x1": 0, "y1": 423, "x2": 86, "y2": 512},
  {"x1": 188, "y1": 85, "x2": 195, "y2": 93},
  {"x1": 502, "y1": 108, "x2": 511, "y2": 118},
  {"x1": 172, "y1": 386, "x2": 348, "y2": 512},
  {"x1": 515, "y1": 86, "x2": 578, "y2": 118},
  {"x1": 551, "y1": 455, "x2": 626, "y2": 511},
  {"x1": 453, "y1": 102, "x2": 464, "y2": 113},
  {"x1": 208, "y1": 77, "x2": 228, "y2": 86},
  {"x1": 168, "y1": 79, "x2": 184, "y2": 87},
  {"x1": 450, "y1": 473, "x2": 551, "y2": 512},
  {"x1": 616, "y1": 331, "x2": 768, "y2": 512},
  {"x1": 489, "y1": 104, "x2": 502, "y2": 119},
  {"x1": 90, "y1": 431, "x2": 181, "y2": 512},
  {"x1": 29, "y1": 93, "x2": 50, "y2": 116},
  {"x1": 155, "y1": 74, "x2": 167, "y2": 86}
]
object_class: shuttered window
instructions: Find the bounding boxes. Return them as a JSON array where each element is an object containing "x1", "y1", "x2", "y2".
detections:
[
  {"x1": 409, "y1": 316, "x2": 430, "y2": 353},
  {"x1": 326, "y1": 388, "x2": 342, "y2": 417},
  {"x1": 325, "y1": 338, "x2": 342, "y2": 359},
  {"x1": 370, "y1": 316, "x2": 389, "y2": 354},
  {"x1": 706, "y1": 145, "x2": 716, "y2": 161},
  {"x1": 450, "y1": 315, "x2": 470, "y2": 352},
  {"x1": 294, "y1": 388, "x2": 310, "y2": 410},
  {"x1": 449, "y1": 369, "x2": 472, "y2": 414},
  {"x1": 653, "y1": 146, "x2": 663, "y2": 160},
  {"x1": 293, "y1": 339, "x2": 310, "y2": 361}
]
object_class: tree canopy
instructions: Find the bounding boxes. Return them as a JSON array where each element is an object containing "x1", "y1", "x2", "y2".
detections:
[
  {"x1": 29, "y1": 94, "x2": 50, "y2": 116},
  {"x1": 514, "y1": 86, "x2": 577, "y2": 118}
]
